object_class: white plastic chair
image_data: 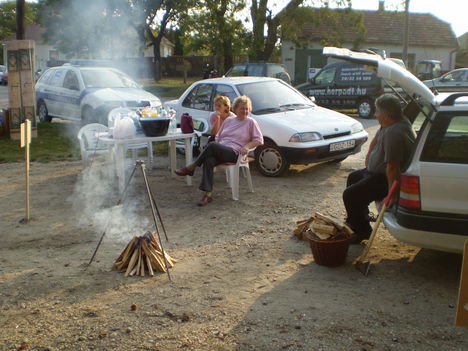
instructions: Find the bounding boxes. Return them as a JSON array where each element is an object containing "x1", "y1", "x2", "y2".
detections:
[
  {"x1": 108, "y1": 107, "x2": 153, "y2": 164},
  {"x1": 175, "y1": 118, "x2": 210, "y2": 155},
  {"x1": 77, "y1": 123, "x2": 109, "y2": 169},
  {"x1": 217, "y1": 149, "x2": 255, "y2": 201}
]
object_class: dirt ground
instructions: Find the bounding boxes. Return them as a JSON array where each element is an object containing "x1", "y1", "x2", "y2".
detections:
[{"x1": 1, "y1": 121, "x2": 467, "y2": 351}]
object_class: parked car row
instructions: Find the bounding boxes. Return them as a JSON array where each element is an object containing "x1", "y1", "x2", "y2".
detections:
[{"x1": 0, "y1": 65, "x2": 8, "y2": 85}]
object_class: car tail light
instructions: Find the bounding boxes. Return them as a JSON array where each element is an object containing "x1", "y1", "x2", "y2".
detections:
[{"x1": 399, "y1": 174, "x2": 421, "y2": 210}]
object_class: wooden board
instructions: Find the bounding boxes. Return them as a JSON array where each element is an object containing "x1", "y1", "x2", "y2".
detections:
[
  {"x1": 5, "y1": 40, "x2": 36, "y2": 140},
  {"x1": 456, "y1": 240, "x2": 468, "y2": 327}
]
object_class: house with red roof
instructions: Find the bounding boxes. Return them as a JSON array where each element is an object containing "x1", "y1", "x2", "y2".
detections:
[{"x1": 282, "y1": 7, "x2": 459, "y2": 84}]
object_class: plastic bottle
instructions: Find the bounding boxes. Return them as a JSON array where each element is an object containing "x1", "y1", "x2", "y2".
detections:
[{"x1": 169, "y1": 108, "x2": 177, "y2": 134}]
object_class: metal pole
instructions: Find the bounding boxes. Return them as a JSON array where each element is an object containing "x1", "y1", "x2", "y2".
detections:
[
  {"x1": 402, "y1": 0, "x2": 410, "y2": 67},
  {"x1": 16, "y1": 0, "x2": 25, "y2": 40}
]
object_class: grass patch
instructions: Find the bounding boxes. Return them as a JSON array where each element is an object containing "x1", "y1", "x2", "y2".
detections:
[
  {"x1": 0, "y1": 122, "x2": 80, "y2": 163},
  {"x1": 141, "y1": 77, "x2": 197, "y2": 98}
]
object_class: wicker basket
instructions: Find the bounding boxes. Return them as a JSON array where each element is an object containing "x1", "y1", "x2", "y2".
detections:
[{"x1": 306, "y1": 232, "x2": 352, "y2": 267}]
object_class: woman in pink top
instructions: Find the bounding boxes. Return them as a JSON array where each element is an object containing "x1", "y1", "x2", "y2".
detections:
[
  {"x1": 209, "y1": 95, "x2": 236, "y2": 137},
  {"x1": 176, "y1": 96, "x2": 264, "y2": 206}
]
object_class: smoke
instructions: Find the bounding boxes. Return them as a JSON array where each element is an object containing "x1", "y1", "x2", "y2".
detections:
[{"x1": 70, "y1": 161, "x2": 150, "y2": 242}]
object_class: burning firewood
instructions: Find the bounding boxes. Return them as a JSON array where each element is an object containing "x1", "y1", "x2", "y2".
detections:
[{"x1": 113, "y1": 232, "x2": 176, "y2": 277}]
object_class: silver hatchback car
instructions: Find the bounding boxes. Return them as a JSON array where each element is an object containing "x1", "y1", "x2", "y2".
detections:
[{"x1": 35, "y1": 64, "x2": 161, "y2": 124}]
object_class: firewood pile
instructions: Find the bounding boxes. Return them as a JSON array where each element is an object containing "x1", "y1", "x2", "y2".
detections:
[
  {"x1": 294, "y1": 212, "x2": 354, "y2": 241},
  {"x1": 113, "y1": 232, "x2": 175, "y2": 277}
]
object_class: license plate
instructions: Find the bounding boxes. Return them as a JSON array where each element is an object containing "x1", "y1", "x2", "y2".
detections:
[{"x1": 329, "y1": 140, "x2": 355, "y2": 152}]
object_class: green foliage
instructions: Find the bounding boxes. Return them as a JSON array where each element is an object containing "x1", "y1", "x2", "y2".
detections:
[
  {"x1": 0, "y1": 122, "x2": 80, "y2": 163},
  {"x1": 0, "y1": 1, "x2": 39, "y2": 40},
  {"x1": 179, "y1": 0, "x2": 248, "y2": 67}
]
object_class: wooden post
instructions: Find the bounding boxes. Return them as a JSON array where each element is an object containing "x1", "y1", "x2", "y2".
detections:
[
  {"x1": 20, "y1": 119, "x2": 31, "y2": 222},
  {"x1": 455, "y1": 240, "x2": 468, "y2": 326},
  {"x1": 6, "y1": 40, "x2": 36, "y2": 141}
]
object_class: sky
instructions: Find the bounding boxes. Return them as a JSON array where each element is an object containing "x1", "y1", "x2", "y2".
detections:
[{"x1": 330, "y1": 0, "x2": 467, "y2": 37}]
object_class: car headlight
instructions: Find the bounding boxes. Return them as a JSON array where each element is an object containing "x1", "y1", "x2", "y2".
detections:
[
  {"x1": 289, "y1": 132, "x2": 322, "y2": 142},
  {"x1": 351, "y1": 122, "x2": 364, "y2": 134}
]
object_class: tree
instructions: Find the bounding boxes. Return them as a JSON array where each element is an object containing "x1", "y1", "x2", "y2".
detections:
[
  {"x1": 121, "y1": 0, "x2": 198, "y2": 80},
  {"x1": 248, "y1": 0, "x2": 363, "y2": 61},
  {"x1": 249, "y1": 0, "x2": 305, "y2": 61},
  {"x1": 0, "y1": 1, "x2": 38, "y2": 64},
  {"x1": 37, "y1": 0, "x2": 134, "y2": 59},
  {"x1": 178, "y1": 0, "x2": 247, "y2": 72}
]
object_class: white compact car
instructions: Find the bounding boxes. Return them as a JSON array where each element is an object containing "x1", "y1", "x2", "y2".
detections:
[
  {"x1": 325, "y1": 47, "x2": 468, "y2": 253},
  {"x1": 164, "y1": 76, "x2": 368, "y2": 177},
  {"x1": 35, "y1": 64, "x2": 161, "y2": 124}
]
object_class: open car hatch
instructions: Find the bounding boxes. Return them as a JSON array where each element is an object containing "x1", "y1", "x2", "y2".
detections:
[{"x1": 323, "y1": 47, "x2": 437, "y2": 106}]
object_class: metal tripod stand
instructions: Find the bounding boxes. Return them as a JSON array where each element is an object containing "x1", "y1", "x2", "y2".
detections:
[{"x1": 86, "y1": 160, "x2": 172, "y2": 281}]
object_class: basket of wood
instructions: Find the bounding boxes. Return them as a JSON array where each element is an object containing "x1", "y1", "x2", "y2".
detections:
[
  {"x1": 295, "y1": 212, "x2": 354, "y2": 267},
  {"x1": 113, "y1": 232, "x2": 176, "y2": 277}
]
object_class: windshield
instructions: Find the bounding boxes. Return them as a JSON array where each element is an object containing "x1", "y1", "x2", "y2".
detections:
[
  {"x1": 236, "y1": 80, "x2": 314, "y2": 115},
  {"x1": 80, "y1": 68, "x2": 139, "y2": 88}
]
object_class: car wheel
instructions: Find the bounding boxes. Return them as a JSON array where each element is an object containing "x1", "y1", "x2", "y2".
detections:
[
  {"x1": 37, "y1": 100, "x2": 51, "y2": 122},
  {"x1": 254, "y1": 143, "x2": 290, "y2": 177},
  {"x1": 82, "y1": 106, "x2": 95, "y2": 125},
  {"x1": 357, "y1": 98, "x2": 375, "y2": 119}
]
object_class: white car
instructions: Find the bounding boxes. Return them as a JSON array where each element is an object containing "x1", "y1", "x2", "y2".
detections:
[
  {"x1": 325, "y1": 47, "x2": 468, "y2": 253},
  {"x1": 164, "y1": 76, "x2": 368, "y2": 177},
  {"x1": 35, "y1": 64, "x2": 161, "y2": 124}
]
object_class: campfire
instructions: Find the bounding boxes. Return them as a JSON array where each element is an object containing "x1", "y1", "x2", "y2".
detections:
[{"x1": 113, "y1": 232, "x2": 176, "y2": 277}]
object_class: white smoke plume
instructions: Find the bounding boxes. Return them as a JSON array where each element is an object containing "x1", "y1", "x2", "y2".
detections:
[{"x1": 70, "y1": 162, "x2": 150, "y2": 242}]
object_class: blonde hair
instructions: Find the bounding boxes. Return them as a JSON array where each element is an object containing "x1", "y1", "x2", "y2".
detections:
[
  {"x1": 232, "y1": 95, "x2": 252, "y2": 113},
  {"x1": 214, "y1": 95, "x2": 231, "y2": 114}
]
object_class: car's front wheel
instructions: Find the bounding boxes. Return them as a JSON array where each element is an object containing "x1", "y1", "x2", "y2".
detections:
[
  {"x1": 357, "y1": 98, "x2": 375, "y2": 119},
  {"x1": 254, "y1": 143, "x2": 290, "y2": 177},
  {"x1": 37, "y1": 100, "x2": 51, "y2": 122},
  {"x1": 82, "y1": 105, "x2": 95, "y2": 125}
]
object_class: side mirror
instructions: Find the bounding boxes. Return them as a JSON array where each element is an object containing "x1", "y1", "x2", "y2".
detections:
[{"x1": 309, "y1": 96, "x2": 316, "y2": 103}]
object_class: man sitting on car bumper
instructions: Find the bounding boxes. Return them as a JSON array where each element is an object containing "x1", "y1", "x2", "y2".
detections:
[{"x1": 343, "y1": 94, "x2": 416, "y2": 243}]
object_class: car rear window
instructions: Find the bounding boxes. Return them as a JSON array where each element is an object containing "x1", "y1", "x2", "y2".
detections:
[{"x1": 421, "y1": 113, "x2": 468, "y2": 164}]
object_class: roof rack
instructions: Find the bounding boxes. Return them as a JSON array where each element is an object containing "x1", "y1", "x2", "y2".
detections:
[{"x1": 440, "y1": 93, "x2": 468, "y2": 106}]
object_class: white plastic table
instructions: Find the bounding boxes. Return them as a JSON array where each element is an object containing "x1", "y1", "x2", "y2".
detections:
[{"x1": 99, "y1": 130, "x2": 196, "y2": 193}]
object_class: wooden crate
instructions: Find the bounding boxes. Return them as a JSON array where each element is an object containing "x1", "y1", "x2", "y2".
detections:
[{"x1": 6, "y1": 40, "x2": 37, "y2": 140}]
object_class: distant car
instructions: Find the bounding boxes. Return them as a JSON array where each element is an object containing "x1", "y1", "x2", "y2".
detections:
[
  {"x1": 295, "y1": 58, "x2": 406, "y2": 119},
  {"x1": 35, "y1": 64, "x2": 161, "y2": 124},
  {"x1": 0, "y1": 65, "x2": 7, "y2": 85},
  {"x1": 225, "y1": 63, "x2": 291, "y2": 84},
  {"x1": 326, "y1": 47, "x2": 468, "y2": 254},
  {"x1": 423, "y1": 68, "x2": 468, "y2": 92},
  {"x1": 164, "y1": 77, "x2": 368, "y2": 177}
]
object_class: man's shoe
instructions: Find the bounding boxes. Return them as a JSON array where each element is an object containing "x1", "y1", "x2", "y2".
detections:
[
  {"x1": 350, "y1": 230, "x2": 372, "y2": 244},
  {"x1": 175, "y1": 167, "x2": 194, "y2": 176},
  {"x1": 197, "y1": 195, "x2": 213, "y2": 206}
]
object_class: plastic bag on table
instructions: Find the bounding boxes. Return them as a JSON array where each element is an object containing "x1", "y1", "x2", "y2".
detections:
[{"x1": 113, "y1": 117, "x2": 136, "y2": 139}]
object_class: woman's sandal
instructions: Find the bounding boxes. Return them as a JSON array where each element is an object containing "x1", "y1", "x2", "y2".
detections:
[
  {"x1": 175, "y1": 167, "x2": 194, "y2": 176},
  {"x1": 197, "y1": 195, "x2": 213, "y2": 206}
]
